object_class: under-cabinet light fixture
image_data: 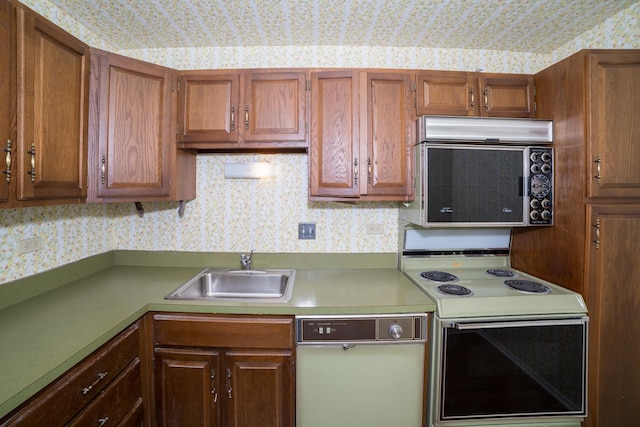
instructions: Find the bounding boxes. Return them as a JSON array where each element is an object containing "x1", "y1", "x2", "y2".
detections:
[{"x1": 224, "y1": 161, "x2": 276, "y2": 179}]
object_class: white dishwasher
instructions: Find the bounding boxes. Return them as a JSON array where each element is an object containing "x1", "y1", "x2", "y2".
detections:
[{"x1": 296, "y1": 314, "x2": 428, "y2": 427}]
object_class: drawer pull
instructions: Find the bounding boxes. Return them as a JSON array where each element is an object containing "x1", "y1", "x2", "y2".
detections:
[
  {"x1": 98, "y1": 416, "x2": 109, "y2": 426},
  {"x1": 81, "y1": 372, "x2": 108, "y2": 395}
]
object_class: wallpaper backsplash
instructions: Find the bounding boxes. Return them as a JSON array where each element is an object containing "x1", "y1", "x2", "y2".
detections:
[{"x1": 1, "y1": 0, "x2": 639, "y2": 284}]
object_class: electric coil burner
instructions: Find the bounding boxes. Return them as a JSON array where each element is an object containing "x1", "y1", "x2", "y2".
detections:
[
  {"x1": 486, "y1": 268, "x2": 518, "y2": 277},
  {"x1": 420, "y1": 270, "x2": 458, "y2": 282},
  {"x1": 436, "y1": 284, "x2": 473, "y2": 296},
  {"x1": 504, "y1": 279, "x2": 552, "y2": 294}
]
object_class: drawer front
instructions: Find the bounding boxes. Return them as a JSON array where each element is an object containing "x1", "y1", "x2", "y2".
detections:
[
  {"x1": 67, "y1": 359, "x2": 142, "y2": 427},
  {"x1": 153, "y1": 313, "x2": 294, "y2": 349},
  {"x1": 1, "y1": 323, "x2": 140, "y2": 426}
]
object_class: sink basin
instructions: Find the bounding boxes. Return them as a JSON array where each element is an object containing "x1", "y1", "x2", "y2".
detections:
[{"x1": 165, "y1": 269, "x2": 295, "y2": 302}]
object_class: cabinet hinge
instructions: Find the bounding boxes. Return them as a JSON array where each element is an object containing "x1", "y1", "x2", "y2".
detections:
[
  {"x1": 411, "y1": 81, "x2": 417, "y2": 92},
  {"x1": 305, "y1": 80, "x2": 311, "y2": 91},
  {"x1": 176, "y1": 124, "x2": 179, "y2": 135},
  {"x1": 176, "y1": 80, "x2": 180, "y2": 93},
  {"x1": 533, "y1": 84, "x2": 537, "y2": 113}
]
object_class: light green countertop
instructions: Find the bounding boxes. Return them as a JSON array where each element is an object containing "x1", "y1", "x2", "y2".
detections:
[{"x1": 0, "y1": 251, "x2": 435, "y2": 418}]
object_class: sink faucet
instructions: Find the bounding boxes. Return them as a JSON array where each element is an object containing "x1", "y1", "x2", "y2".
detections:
[{"x1": 240, "y1": 250, "x2": 254, "y2": 270}]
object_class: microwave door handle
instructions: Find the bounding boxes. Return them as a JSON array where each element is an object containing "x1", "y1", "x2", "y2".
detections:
[{"x1": 446, "y1": 317, "x2": 588, "y2": 330}]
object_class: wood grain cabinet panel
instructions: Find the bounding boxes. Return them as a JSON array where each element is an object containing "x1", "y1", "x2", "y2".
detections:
[
  {"x1": 510, "y1": 49, "x2": 640, "y2": 427},
  {"x1": 416, "y1": 71, "x2": 534, "y2": 118},
  {"x1": 309, "y1": 69, "x2": 414, "y2": 201},
  {"x1": 587, "y1": 53, "x2": 640, "y2": 198},
  {"x1": 152, "y1": 313, "x2": 295, "y2": 427},
  {"x1": 88, "y1": 48, "x2": 195, "y2": 203},
  {"x1": 178, "y1": 70, "x2": 307, "y2": 151},
  {"x1": 0, "y1": 1, "x2": 88, "y2": 208}
]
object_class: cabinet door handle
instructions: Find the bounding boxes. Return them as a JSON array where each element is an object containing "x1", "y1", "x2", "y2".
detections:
[
  {"x1": 367, "y1": 158, "x2": 372, "y2": 184},
  {"x1": 483, "y1": 87, "x2": 489, "y2": 111},
  {"x1": 226, "y1": 368, "x2": 232, "y2": 399},
  {"x1": 81, "y1": 371, "x2": 108, "y2": 395},
  {"x1": 231, "y1": 105, "x2": 235, "y2": 131},
  {"x1": 27, "y1": 144, "x2": 35, "y2": 183},
  {"x1": 353, "y1": 158, "x2": 358, "y2": 186},
  {"x1": 3, "y1": 139, "x2": 11, "y2": 183},
  {"x1": 593, "y1": 219, "x2": 600, "y2": 249},
  {"x1": 101, "y1": 155, "x2": 106, "y2": 184},
  {"x1": 594, "y1": 155, "x2": 601, "y2": 184},
  {"x1": 244, "y1": 105, "x2": 249, "y2": 130},
  {"x1": 469, "y1": 86, "x2": 475, "y2": 110}
]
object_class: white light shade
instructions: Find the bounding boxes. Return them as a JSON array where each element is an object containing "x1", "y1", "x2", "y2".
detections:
[{"x1": 224, "y1": 162, "x2": 276, "y2": 179}]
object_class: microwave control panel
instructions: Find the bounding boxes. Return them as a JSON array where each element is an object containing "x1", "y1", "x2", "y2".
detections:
[{"x1": 527, "y1": 147, "x2": 553, "y2": 226}]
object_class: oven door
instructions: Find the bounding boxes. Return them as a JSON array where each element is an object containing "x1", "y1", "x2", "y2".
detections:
[{"x1": 433, "y1": 316, "x2": 588, "y2": 424}]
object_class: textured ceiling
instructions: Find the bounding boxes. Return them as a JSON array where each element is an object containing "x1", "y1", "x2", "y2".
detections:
[{"x1": 46, "y1": 0, "x2": 639, "y2": 53}]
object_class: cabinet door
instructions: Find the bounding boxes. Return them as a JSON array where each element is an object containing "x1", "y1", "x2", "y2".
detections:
[
  {"x1": 415, "y1": 71, "x2": 474, "y2": 116},
  {"x1": 178, "y1": 72, "x2": 240, "y2": 144},
  {"x1": 0, "y1": 0, "x2": 12, "y2": 204},
  {"x1": 585, "y1": 204, "x2": 640, "y2": 427},
  {"x1": 587, "y1": 52, "x2": 640, "y2": 198},
  {"x1": 224, "y1": 351, "x2": 293, "y2": 427},
  {"x1": 16, "y1": 6, "x2": 88, "y2": 201},
  {"x1": 363, "y1": 72, "x2": 414, "y2": 198},
  {"x1": 309, "y1": 70, "x2": 360, "y2": 198},
  {"x1": 92, "y1": 50, "x2": 174, "y2": 199},
  {"x1": 155, "y1": 347, "x2": 221, "y2": 427},
  {"x1": 479, "y1": 74, "x2": 535, "y2": 117},
  {"x1": 243, "y1": 71, "x2": 307, "y2": 144}
]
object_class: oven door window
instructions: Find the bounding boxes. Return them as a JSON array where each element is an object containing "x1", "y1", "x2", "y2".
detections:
[{"x1": 440, "y1": 318, "x2": 587, "y2": 421}]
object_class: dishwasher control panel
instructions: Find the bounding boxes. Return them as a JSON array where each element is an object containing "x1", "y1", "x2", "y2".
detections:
[{"x1": 296, "y1": 314, "x2": 428, "y2": 344}]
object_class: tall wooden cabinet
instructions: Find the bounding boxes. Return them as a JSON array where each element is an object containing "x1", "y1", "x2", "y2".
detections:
[
  {"x1": 416, "y1": 71, "x2": 535, "y2": 118},
  {"x1": 1, "y1": 0, "x2": 89, "y2": 208},
  {"x1": 309, "y1": 69, "x2": 414, "y2": 201},
  {"x1": 177, "y1": 70, "x2": 307, "y2": 151},
  {"x1": 151, "y1": 313, "x2": 295, "y2": 427},
  {"x1": 88, "y1": 48, "x2": 195, "y2": 204},
  {"x1": 510, "y1": 49, "x2": 640, "y2": 427},
  {"x1": 0, "y1": 0, "x2": 12, "y2": 206}
]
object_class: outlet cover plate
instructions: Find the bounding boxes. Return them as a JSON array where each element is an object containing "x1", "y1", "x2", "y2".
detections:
[
  {"x1": 298, "y1": 222, "x2": 316, "y2": 240},
  {"x1": 18, "y1": 236, "x2": 43, "y2": 255}
]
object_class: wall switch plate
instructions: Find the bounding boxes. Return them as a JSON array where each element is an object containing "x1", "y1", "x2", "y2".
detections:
[
  {"x1": 18, "y1": 236, "x2": 43, "y2": 255},
  {"x1": 366, "y1": 223, "x2": 384, "y2": 235},
  {"x1": 298, "y1": 222, "x2": 316, "y2": 240}
]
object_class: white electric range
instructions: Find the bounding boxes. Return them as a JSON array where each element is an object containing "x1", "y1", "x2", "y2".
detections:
[{"x1": 400, "y1": 226, "x2": 588, "y2": 427}]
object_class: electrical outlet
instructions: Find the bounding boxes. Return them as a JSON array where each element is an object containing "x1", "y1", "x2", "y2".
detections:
[
  {"x1": 18, "y1": 236, "x2": 43, "y2": 255},
  {"x1": 298, "y1": 222, "x2": 316, "y2": 240},
  {"x1": 366, "y1": 223, "x2": 384, "y2": 235}
]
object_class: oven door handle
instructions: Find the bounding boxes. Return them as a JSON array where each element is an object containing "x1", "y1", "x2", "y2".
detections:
[{"x1": 446, "y1": 316, "x2": 588, "y2": 330}]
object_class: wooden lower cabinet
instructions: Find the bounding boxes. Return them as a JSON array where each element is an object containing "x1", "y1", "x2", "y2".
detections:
[
  {"x1": 0, "y1": 321, "x2": 145, "y2": 427},
  {"x1": 151, "y1": 313, "x2": 295, "y2": 427}
]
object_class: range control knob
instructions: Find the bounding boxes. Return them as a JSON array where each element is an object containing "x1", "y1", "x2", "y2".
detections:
[
  {"x1": 541, "y1": 210, "x2": 552, "y2": 220},
  {"x1": 531, "y1": 164, "x2": 541, "y2": 173},
  {"x1": 541, "y1": 152, "x2": 552, "y2": 162},
  {"x1": 530, "y1": 211, "x2": 540, "y2": 221},
  {"x1": 388, "y1": 324, "x2": 403, "y2": 339},
  {"x1": 541, "y1": 199, "x2": 551, "y2": 209},
  {"x1": 541, "y1": 164, "x2": 552, "y2": 174},
  {"x1": 530, "y1": 199, "x2": 541, "y2": 209}
]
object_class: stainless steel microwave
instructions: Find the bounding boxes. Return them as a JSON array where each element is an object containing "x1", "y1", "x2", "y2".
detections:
[{"x1": 400, "y1": 116, "x2": 554, "y2": 228}]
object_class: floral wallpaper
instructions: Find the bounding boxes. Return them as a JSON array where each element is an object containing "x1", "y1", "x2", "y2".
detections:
[{"x1": 1, "y1": 0, "x2": 639, "y2": 284}]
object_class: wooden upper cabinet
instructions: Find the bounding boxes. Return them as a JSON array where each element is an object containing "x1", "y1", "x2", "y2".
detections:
[
  {"x1": 587, "y1": 52, "x2": 640, "y2": 199},
  {"x1": 15, "y1": 3, "x2": 88, "y2": 202},
  {"x1": 309, "y1": 70, "x2": 360, "y2": 198},
  {"x1": 0, "y1": 0, "x2": 12, "y2": 205},
  {"x1": 363, "y1": 72, "x2": 414, "y2": 198},
  {"x1": 89, "y1": 49, "x2": 179, "y2": 201},
  {"x1": 309, "y1": 70, "x2": 414, "y2": 201},
  {"x1": 416, "y1": 71, "x2": 534, "y2": 118},
  {"x1": 178, "y1": 72, "x2": 239, "y2": 144},
  {"x1": 480, "y1": 74, "x2": 535, "y2": 117},
  {"x1": 415, "y1": 71, "x2": 474, "y2": 116},
  {"x1": 178, "y1": 70, "x2": 307, "y2": 151}
]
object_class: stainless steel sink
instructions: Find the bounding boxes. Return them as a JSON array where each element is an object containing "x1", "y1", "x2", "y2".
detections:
[{"x1": 165, "y1": 268, "x2": 295, "y2": 302}]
